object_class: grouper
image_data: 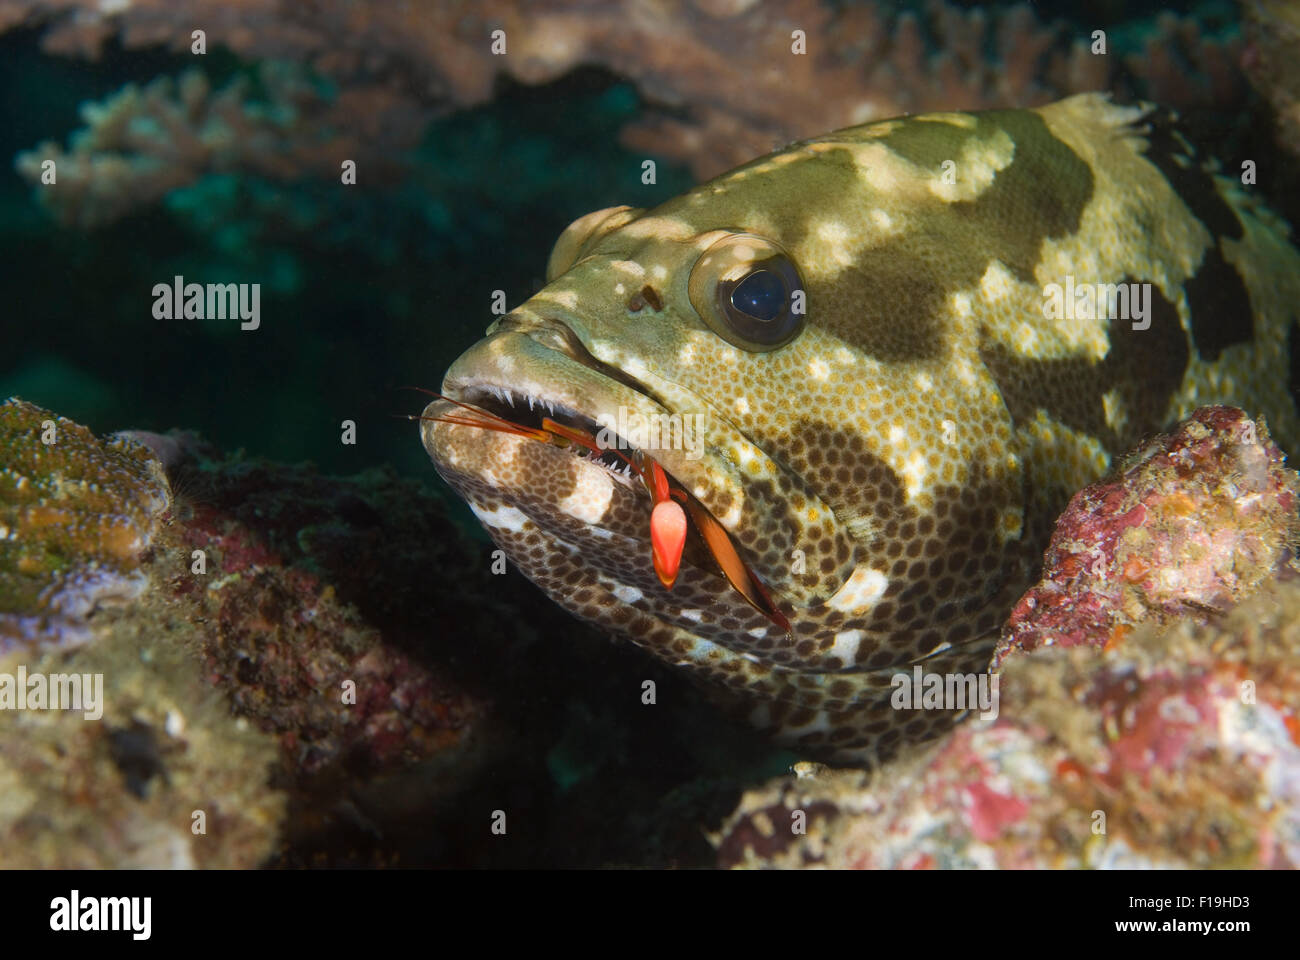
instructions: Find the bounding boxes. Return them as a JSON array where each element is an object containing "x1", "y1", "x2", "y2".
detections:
[{"x1": 420, "y1": 93, "x2": 1300, "y2": 764}]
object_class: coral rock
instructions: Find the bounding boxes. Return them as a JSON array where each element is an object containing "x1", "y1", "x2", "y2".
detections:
[
  {"x1": 0, "y1": 397, "x2": 170, "y2": 652},
  {"x1": 0, "y1": 406, "x2": 495, "y2": 866},
  {"x1": 717, "y1": 572, "x2": 1300, "y2": 869},
  {"x1": 997, "y1": 406, "x2": 1299, "y2": 666}
]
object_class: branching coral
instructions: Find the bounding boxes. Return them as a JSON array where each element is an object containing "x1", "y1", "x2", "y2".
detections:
[
  {"x1": 1243, "y1": 0, "x2": 1300, "y2": 156},
  {"x1": 14, "y1": 63, "x2": 425, "y2": 228},
  {"x1": 6, "y1": 0, "x2": 1255, "y2": 223}
]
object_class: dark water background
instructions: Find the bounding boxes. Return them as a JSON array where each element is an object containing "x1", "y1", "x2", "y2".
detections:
[{"x1": 0, "y1": 39, "x2": 689, "y2": 498}]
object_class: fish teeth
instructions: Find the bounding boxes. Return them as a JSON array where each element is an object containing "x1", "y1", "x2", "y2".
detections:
[
  {"x1": 528, "y1": 395, "x2": 535, "y2": 411},
  {"x1": 504, "y1": 391, "x2": 514, "y2": 408}
]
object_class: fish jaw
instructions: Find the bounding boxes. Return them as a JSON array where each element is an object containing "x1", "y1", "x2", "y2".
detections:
[{"x1": 421, "y1": 328, "x2": 795, "y2": 644}]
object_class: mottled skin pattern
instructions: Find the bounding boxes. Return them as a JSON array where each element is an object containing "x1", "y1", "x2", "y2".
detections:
[{"x1": 422, "y1": 94, "x2": 1300, "y2": 765}]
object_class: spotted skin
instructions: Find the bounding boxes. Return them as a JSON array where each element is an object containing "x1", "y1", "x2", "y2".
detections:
[{"x1": 422, "y1": 94, "x2": 1300, "y2": 765}]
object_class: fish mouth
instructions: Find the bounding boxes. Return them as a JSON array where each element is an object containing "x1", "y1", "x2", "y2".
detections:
[
  {"x1": 425, "y1": 322, "x2": 708, "y2": 495},
  {"x1": 434, "y1": 381, "x2": 643, "y2": 484},
  {"x1": 421, "y1": 325, "x2": 792, "y2": 630},
  {"x1": 440, "y1": 313, "x2": 684, "y2": 483}
]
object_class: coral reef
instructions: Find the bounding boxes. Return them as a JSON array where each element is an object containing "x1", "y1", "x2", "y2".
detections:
[
  {"x1": 7, "y1": 0, "x2": 1251, "y2": 222},
  {"x1": 0, "y1": 398, "x2": 170, "y2": 651},
  {"x1": 717, "y1": 568, "x2": 1300, "y2": 869},
  {"x1": 14, "y1": 63, "x2": 424, "y2": 228},
  {"x1": 157, "y1": 434, "x2": 490, "y2": 787},
  {"x1": 0, "y1": 589, "x2": 287, "y2": 869},
  {"x1": 997, "y1": 406, "x2": 1299, "y2": 666},
  {"x1": 715, "y1": 406, "x2": 1300, "y2": 869},
  {"x1": 1243, "y1": 0, "x2": 1300, "y2": 156},
  {"x1": 0, "y1": 402, "x2": 281, "y2": 867},
  {"x1": 0, "y1": 406, "x2": 490, "y2": 866}
]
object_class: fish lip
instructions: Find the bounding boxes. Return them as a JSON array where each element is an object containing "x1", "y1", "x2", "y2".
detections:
[
  {"x1": 435, "y1": 380, "x2": 644, "y2": 486},
  {"x1": 431, "y1": 329, "x2": 684, "y2": 490},
  {"x1": 492, "y1": 311, "x2": 677, "y2": 411}
]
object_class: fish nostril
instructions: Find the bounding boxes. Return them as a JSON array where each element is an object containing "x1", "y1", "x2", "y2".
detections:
[{"x1": 489, "y1": 311, "x2": 532, "y2": 335}]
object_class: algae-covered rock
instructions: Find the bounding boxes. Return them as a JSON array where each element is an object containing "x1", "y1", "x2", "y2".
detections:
[
  {"x1": 0, "y1": 398, "x2": 170, "y2": 651},
  {"x1": 0, "y1": 400, "x2": 490, "y2": 866},
  {"x1": 997, "y1": 406, "x2": 1299, "y2": 666},
  {"x1": 0, "y1": 399, "x2": 283, "y2": 867},
  {"x1": 716, "y1": 572, "x2": 1300, "y2": 869}
]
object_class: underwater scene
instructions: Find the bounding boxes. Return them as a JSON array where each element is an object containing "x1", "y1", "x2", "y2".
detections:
[{"x1": 1, "y1": 0, "x2": 1299, "y2": 873}]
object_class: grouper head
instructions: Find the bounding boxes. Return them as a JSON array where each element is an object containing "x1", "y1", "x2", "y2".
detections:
[{"x1": 419, "y1": 105, "x2": 1120, "y2": 762}]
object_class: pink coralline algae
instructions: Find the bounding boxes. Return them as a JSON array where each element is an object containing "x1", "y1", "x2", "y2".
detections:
[
  {"x1": 0, "y1": 397, "x2": 171, "y2": 653},
  {"x1": 175, "y1": 485, "x2": 482, "y2": 782},
  {"x1": 997, "y1": 406, "x2": 1299, "y2": 666},
  {"x1": 716, "y1": 407, "x2": 1300, "y2": 869},
  {"x1": 717, "y1": 573, "x2": 1300, "y2": 869}
]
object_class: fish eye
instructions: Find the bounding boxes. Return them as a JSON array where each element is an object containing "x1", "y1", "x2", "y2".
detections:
[
  {"x1": 546, "y1": 205, "x2": 644, "y2": 281},
  {"x1": 688, "y1": 234, "x2": 805, "y2": 351}
]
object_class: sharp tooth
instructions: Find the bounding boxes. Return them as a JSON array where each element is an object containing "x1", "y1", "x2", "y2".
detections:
[
  {"x1": 545, "y1": 401, "x2": 555, "y2": 416},
  {"x1": 505, "y1": 391, "x2": 514, "y2": 408},
  {"x1": 528, "y1": 395, "x2": 535, "y2": 411}
]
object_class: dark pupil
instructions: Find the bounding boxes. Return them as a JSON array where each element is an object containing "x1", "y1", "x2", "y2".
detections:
[{"x1": 730, "y1": 269, "x2": 787, "y2": 322}]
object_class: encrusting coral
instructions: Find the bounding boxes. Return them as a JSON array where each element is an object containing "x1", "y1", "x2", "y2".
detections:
[
  {"x1": 717, "y1": 577, "x2": 1300, "y2": 868},
  {"x1": 997, "y1": 406, "x2": 1299, "y2": 665},
  {"x1": 0, "y1": 398, "x2": 170, "y2": 651},
  {"x1": 0, "y1": 401, "x2": 283, "y2": 868},
  {"x1": 0, "y1": 403, "x2": 490, "y2": 866},
  {"x1": 6, "y1": 0, "x2": 1251, "y2": 222}
]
